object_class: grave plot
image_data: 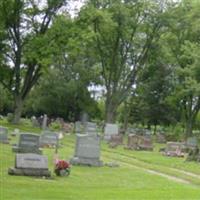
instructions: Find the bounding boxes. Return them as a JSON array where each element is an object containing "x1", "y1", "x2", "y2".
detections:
[{"x1": 8, "y1": 153, "x2": 51, "y2": 177}]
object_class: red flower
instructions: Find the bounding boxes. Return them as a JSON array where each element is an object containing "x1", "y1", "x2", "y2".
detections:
[{"x1": 56, "y1": 160, "x2": 70, "y2": 170}]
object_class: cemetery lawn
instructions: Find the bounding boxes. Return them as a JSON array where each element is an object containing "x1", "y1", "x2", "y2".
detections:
[{"x1": 1, "y1": 124, "x2": 200, "y2": 199}]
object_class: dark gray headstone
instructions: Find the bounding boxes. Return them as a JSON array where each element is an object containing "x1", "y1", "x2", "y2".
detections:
[
  {"x1": 104, "y1": 123, "x2": 119, "y2": 141},
  {"x1": 70, "y1": 134, "x2": 103, "y2": 166},
  {"x1": 8, "y1": 153, "x2": 51, "y2": 177},
  {"x1": 81, "y1": 112, "x2": 89, "y2": 125},
  {"x1": 0, "y1": 126, "x2": 9, "y2": 143},
  {"x1": 40, "y1": 131, "x2": 58, "y2": 147},
  {"x1": 12, "y1": 133, "x2": 42, "y2": 154}
]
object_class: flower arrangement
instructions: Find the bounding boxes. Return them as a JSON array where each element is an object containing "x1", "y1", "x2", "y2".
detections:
[{"x1": 54, "y1": 160, "x2": 71, "y2": 176}]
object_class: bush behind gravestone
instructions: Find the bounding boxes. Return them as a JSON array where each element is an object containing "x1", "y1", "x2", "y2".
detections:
[
  {"x1": 49, "y1": 121, "x2": 62, "y2": 131},
  {"x1": 165, "y1": 124, "x2": 184, "y2": 141}
]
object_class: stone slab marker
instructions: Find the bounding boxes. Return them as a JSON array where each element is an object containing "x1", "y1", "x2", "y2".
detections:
[
  {"x1": 104, "y1": 123, "x2": 119, "y2": 141},
  {"x1": 109, "y1": 134, "x2": 123, "y2": 148},
  {"x1": 0, "y1": 126, "x2": 9, "y2": 144},
  {"x1": 42, "y1": 114, "x2": 48, "y2": 130},
  {"x1": 163, "y1": 142, "x2": 185, "y2": 157},
  {"x1": 125, "y1": 134, "x2": 140, "y2": 150},
  {"x1": 75, "y1": 121, "x2": 83, "y2": 134},
  {"x1": 12, "y1": 133, "x2": 42, "y2": 154},
  {"x1": 39, "y1": 130, "x2": 58, "y2": 148},
  {"x1": 8, "y1": 153, "x2": 51, "y2": 177},
  {"x1": 84, "y1": 122, "x2": 97, "y2": 136},
  {"x1": 70, "y1": 134, "x2": 103, "y2": 166}
]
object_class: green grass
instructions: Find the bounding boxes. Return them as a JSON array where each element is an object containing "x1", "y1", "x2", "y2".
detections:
[{"x1": 1, "y1": 120, "x2": 200, "y2": 200}]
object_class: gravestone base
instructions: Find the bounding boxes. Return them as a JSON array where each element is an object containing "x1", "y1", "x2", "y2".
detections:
[
  {"x1": 0, "y1": 140, "x2": 9, "y2": 144},
  {"x1": 40, "y1": 144, "x2": 56, "y2": 148},
  {"x1": 12, "y1": 145, "x2": 42, "y2": 154},
  {"x1": 70, "y1": 157, "x2": 103, "y2": 167},
  {"x1": 124, "y1": 145, "x2": 139, "y2": 150},
  {"x1": 8, "y1": 167, "x2": 51, "y2": 177},
  {"x1": 138, "y1": 145, "x2": 153, "y2": 151},
  {"x1": 8, "y1": 153, "x2": 51, "y2": 177}
]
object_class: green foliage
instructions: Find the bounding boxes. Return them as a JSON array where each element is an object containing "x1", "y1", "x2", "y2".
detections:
[
  {"x1": 49, "y1": 121, "x2": 62, "y2": 131},
  {"x1": 24, "y1": 68, "x2": 100, "y2": 121}
]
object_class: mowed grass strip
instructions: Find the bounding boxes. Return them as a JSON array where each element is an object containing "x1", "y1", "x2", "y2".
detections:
[
  {"x1": 1, "y1": 124, "x2": 200, "y2": 199},
  {"x1": 65, "y1": 135, "x2": 200, "y2": 185}
]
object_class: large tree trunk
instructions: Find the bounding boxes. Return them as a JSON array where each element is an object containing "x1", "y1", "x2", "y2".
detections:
[
  {"x1": 122, "y1": 101, "x2": 130, "y2": 134},
  {"x1": 12, "y1": 95, "x2": 24, "y2": 124},
  {"x1": 105, "y1": 99, "x2": 117, "y2": 123}
]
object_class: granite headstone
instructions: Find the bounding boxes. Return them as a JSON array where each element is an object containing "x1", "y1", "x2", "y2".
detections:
[
  {"x1": 12, "y1": 133, "x2": 42, "y2": 154},
  {"x1": 104, "y1": 123, "x2": 119, "y2": 141},
  {"x1": 8, "y1": 153, "x2": 51, "y2": 177},
  {"x1": 40, "y1": 131, "x2": 58, "y2": 148},
  {"x1": 0, "y1": 126, "x2": 9, "y2": 144},
  {"x1": 70, "y1": 134, "x2": 103, "y2": 166}
]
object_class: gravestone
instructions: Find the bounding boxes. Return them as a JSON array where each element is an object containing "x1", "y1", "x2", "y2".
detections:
[
  {"x1": 70, "y1": 134, "x2": 103, "y2": 166},
  {"x1": 42, "y1": 114, "x2": 48, "y2": 130},
  {"x1": 125, "y1": 134, "x2": 153, "y2": 151},
  {"x1": 185, "y1": 137, "x2": 198, "y2": 150},
  {"x1": 84, "y1": 122, "x2": 97, "y2": 136},
  {"x1": 125, "y1": 134, "x2": 140, "y2": 150},
  {"x1": 81, "y1": 112, "x2": 89, "y2": 125},
  {"x1": 31, "y1": 116, "x2": 40, "y2": 127},
  {"x1": 12, "y1": 133, "x2": 42, "y2": 154},
  {"x1": 138, "y1": 136, "x2": 153, "y2": 151},
  {"x1": 40, "y1": 131, "x2": 58, "y2": 148},
  {"x1": 156, "y1": 133, "x2": 166, "y2": 143},
  {"x1": 104, "y1": 123, "x2": 119, "y2": 141},
  {"x1": 0, "y1": 126, "x2": 9, "y2": 144},
  {"x1": 163, "y1": 142, "x2": 185, "y2": 157},
  {"x1": 109, "y1": 134, "x2": 123, "y2": 148},
  {"x1": 75, "y1": 121, "x2": 83, "y2": 134},
  {"x1": 8, "y1": 153, "x2": 51, "y2": 177}
]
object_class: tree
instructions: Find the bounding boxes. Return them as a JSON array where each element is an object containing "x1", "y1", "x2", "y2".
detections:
[
  {"x1": 163, "y1": 0, "x2": 200, "y2": 136},
  {"x1": 24, "y1": 67, "x2": 101, "y2": 121},
  {"x1": 0, "y1": 0, "x2": 67, "y2": 123},
  {"x1": 77, "y1": 0, "x2": 168, "y2": 123}
]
